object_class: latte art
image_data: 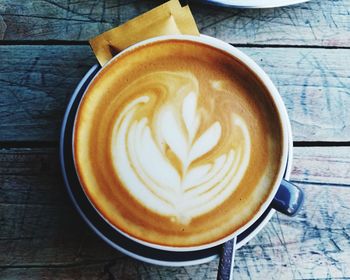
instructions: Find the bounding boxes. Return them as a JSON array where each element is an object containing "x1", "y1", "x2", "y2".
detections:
[
  {"x1": 111, "y1": 71, "x2": 251, "y2": 224},
  {"x1": 74, "y1": 39, "x2": 284, "y2": 247}
]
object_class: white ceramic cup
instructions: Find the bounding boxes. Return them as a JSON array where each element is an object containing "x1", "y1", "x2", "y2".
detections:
[{"x1": 75, "y1": 34, "x2": 304, "y2": 254}]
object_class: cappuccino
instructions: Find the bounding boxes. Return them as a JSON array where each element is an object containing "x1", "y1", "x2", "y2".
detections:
[{"x1": 74, "y1": 39, "x2": 283, "y2": 247}]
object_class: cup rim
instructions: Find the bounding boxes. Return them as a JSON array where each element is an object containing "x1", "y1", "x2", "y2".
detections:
[{"x1": 73, "y1": 34, "x2": 290, "y2": 252}]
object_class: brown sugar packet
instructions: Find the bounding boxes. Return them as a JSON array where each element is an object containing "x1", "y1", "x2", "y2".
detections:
[{"x1": 89, "y1": 0, "x2": 199, "y2": 66}]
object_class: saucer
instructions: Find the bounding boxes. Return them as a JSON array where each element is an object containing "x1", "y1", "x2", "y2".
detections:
[
  {"x1": 60, "y1": 64, "x2": 293, "y2": 266},
  {"x1": 194, "y1": 0, "x2": 309, "y2": 8}
]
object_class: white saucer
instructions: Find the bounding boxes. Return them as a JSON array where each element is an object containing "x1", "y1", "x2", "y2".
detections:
[{"x1": 194, "y1": 0, "x2": 309, "y2": 9}]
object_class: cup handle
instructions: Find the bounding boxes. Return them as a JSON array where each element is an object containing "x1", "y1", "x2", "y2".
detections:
[{"x1": 271, "y1": 179, "x2": 304, "y2": 216}]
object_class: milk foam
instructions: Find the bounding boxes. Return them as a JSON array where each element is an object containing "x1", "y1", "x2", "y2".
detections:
[{"x1": 111, "y1": 71, "x2": 251, "y2": 224}]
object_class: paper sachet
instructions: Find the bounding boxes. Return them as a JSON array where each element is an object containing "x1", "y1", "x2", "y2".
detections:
[{"x1": 89, "y1": 0, "x2": 199, "y2": 66}]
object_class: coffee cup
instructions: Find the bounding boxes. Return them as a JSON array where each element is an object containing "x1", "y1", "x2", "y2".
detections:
[{"x1": 73, "y1": 34, "x2": 303, "y2": 253}]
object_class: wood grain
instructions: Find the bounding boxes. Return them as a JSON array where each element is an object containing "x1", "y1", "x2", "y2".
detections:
[
  {"x1": 1, "y1": 0, "x2": 349, "y2": 46},
  {"x1": 1, "y1": 1, "x2": 349, "y2": 280},
  {"x1": 292, "y1": 147, "x2": 350, "y2": 185},
  {"x1": 1, "y1": 45, "x2": 349, "y2": 142},
  {"x1": 0, "y1": 147, "x2": 349, "y2": 279}
]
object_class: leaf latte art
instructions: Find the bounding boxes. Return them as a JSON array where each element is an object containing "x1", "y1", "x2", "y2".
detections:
[{"x1": 111, "y1": 71, "x2": 251, "y2": 224}]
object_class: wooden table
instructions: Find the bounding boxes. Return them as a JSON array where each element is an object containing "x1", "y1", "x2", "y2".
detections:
[{"x1": 1, "y1": 1, "x2": 349, "y2": 279}]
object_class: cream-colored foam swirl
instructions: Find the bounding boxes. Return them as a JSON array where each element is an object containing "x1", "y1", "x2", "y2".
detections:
[{"x1": 111, "y1": 71, "x2": 251, "y2": 224}]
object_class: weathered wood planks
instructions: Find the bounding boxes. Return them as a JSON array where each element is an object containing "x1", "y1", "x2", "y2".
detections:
[
  {"x1": 1, "y1": 45, "x2": 349, "y2": 142},
  {"x1": 1, "y1": 0, "x2": 349, "y2": 46},
  {"x1": 293, "y1": 147, "x2": 350, "y2": 185},
  {"x1": 1, "y1": 0, "x2": 349, "y2": 279},
  {"x1": 0, "y1": 147, "x2": 349, "y2": 279}
]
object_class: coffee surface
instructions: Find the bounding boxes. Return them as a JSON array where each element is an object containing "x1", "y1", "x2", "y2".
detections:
[{"x1": 74, "y1": 40, "x2": 283, "y2": 247}]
